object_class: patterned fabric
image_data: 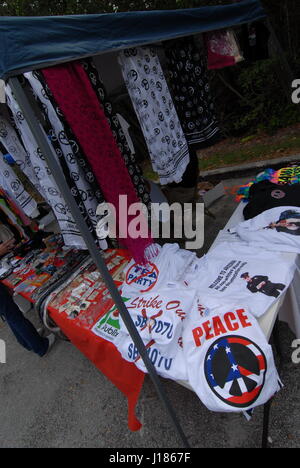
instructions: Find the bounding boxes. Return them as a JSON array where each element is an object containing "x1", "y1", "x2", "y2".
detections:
[
  {"x1": 42, "y1": 61, "x2": 154, "y2": 263},
  {"x1": 5, "y1": 83, "x2": 87, "y2": 250},
  {"x1": 27, "y1": 70, "x2": 105, "y2": 206},
  {"x1": 164, "y1": 37, "x2": 221, "y2": 150},
  {"x1": 236, "y1": 167, "x2": 300, "y2": 202},
  {"x1": 118, "y1": 47, "x2": 190, "y2": 186},
  {"x1": 0, "y1": 149, "x2": 38, "y2": 218},
  {"x1": 0, "y1": 113, "x2": 44, "y2": 198},
  {"x1": 81, "y1": 58, "x2": 151, "y2": 208},
  {"x1": 24, "y1": 71, "x2": 100, "y2": 244}
]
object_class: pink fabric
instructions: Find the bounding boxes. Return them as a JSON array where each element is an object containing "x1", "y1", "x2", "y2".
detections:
[
  {"x1": 42, "y1": 62, "x2": 153, "y2": 263},
  {"x1": 204, "y1": 30, "x2": 239, "y2": 70}
]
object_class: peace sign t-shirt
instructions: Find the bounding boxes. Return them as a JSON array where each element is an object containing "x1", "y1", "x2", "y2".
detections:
[{"x1": 183, "y1": 299, "x2": 281, "y2": 413}]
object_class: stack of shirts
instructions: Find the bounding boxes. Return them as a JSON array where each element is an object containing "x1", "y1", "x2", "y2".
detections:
[{"x1": 115, "y1": 243, "x2": 197, "y2": 381}]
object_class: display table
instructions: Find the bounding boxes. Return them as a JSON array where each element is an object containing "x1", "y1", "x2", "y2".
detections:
[
  {"x1": 211, "y1": 202, "x2": 300, "y2": 340},
  {"x1": 2, "y1": 204, "x2": 298, "y2": 435},
  {"x1": 1, "y1": 247, "x2": 145, "y2": 431}
]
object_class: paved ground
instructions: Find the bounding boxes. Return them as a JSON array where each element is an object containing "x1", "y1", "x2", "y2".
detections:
[{"x1": 1, "y1": 173, "x2": 300, "y2": 449}]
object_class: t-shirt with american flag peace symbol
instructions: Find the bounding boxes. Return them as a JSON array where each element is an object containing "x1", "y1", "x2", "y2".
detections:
[{"x1": 182, "y1": 298, "x2": 282, "y2": 413}]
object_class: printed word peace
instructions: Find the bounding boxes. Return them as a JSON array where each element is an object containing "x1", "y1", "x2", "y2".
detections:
[{"x1": 192, "y1": 309, "x2": 252, "y2": 347}]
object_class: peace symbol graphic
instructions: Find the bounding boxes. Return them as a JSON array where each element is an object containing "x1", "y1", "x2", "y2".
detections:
[
  {"x1": 48, "y1": 187, "x2": 59, "y2": 197},
  {"x1": 11, "y1": 180, "x2": 20, "y2": 191},
  {"x1": 204, "y1": 335, "x2": 267, "y2": 408},
  {"x1": 71, "y1": 172, "x2": 80, "y2": 182},
  {"x1": 54, "y1": 203, "x2": 67, "y2": 215},
  {"x1": 0, "y1": 126, "x2": 8, "y2": 138},
  {"x1": 271, "y1": 190, "x2": 286, "y2": 200}
]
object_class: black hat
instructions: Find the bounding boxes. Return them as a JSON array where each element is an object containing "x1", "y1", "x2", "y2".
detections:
[{"x1": 241, "y1": 272, "x2": 249, "y2": 279}]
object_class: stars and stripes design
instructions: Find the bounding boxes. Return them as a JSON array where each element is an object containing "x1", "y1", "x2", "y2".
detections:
[{"x1": 204, "y1": 336, "x2": 267, "y2": 408}]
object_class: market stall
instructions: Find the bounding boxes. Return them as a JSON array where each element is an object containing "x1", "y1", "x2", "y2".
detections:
[{"x1": 0, "y1": 0, "x2": 296, "y2": 449}]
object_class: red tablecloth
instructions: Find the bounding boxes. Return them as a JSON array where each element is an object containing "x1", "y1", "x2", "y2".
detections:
[{"x1": 2, "y1": 248, "x2": 145, "y2": 431}]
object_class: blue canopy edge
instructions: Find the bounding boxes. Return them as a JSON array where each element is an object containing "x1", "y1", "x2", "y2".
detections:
[{"x1": 0, "y1": 0, "x2": 266, "y2": 79}]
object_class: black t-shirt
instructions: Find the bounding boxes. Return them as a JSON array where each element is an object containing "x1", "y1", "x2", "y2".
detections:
[{"x1": 243, "y1": 180, "x2": 300, "y2": 220}]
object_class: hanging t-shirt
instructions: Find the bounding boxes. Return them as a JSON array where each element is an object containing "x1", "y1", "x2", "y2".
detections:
[
  {"x1": 230, "y1": 206, "x2": 300, "y2": 254},
  {"x1": 121, "y1": 243, "x2": 196, "y2": 297},
  {"x1": 183, "y1": 300, "x2": 282, "y2": 413},
  {"x1": 243, "y1": 180, "x2": 300, "y2": 220},
  {"x1": 185, "y1": 241, "x2": 295, "y2": 318},
  {"x1": 119, "y1": 285, "x2": 197, "y2": 358}
]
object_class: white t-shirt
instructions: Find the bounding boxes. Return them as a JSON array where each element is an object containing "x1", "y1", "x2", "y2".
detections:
[
  {"x1": 121, "y1": 243, "x2": 196, "y2": 296},
  {"x1": 230, "y1": 206, "x2": 300, "y2": 254},
  {"x1": 119, "y1": 285, "x2": 197, "y2": 358},
  {"x1": 183, "y1": 299, "x2": 282, "y2": 413},
  {"x1": 116, "y1": 333, "x2": 188, "y2": 381},
  {"x1": 185, "y1": 241, "x2": 295, "y2": 318}
]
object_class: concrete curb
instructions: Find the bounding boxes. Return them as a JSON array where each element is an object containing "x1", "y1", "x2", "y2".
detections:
[{"x1": 200, "y1": 154, "x2": 300, "y2": 180}]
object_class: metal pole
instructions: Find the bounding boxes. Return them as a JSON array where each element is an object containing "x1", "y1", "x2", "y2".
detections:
[{"x1": 8, "y1": 76, "x2": 190, "y2": 449}]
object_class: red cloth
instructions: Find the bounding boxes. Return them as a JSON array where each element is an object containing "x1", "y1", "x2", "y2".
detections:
[
  {"x1": 2, "y1": 248, "x2": 145, "y2": 431},
  {"x1": 48, "y1": 304, "x2": 145, "y2": 431},
  {"x1": 204, "y1": 30, "x2": 238, "y2": 70},
  {"x1": 42, "y1": 62, "x2": 153, "y2": 264}
]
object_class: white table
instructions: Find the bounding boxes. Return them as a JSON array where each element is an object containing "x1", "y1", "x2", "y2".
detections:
[
  {"x1": 178, "y1": 201, "x2": 299, "y2": 393},
  {"x1": 210, "y1": 202, "x2": 300, "y2": 340}
]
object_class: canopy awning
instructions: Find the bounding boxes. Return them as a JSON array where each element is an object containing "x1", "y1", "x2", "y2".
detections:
[{"x1": 0, "y1": 0, "x2": 266, "y2": 79}]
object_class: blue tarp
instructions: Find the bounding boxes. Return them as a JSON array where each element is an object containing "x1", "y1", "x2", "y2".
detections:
[{"x1": 0, "y1": 0, "x2": 266, "y2": 79}]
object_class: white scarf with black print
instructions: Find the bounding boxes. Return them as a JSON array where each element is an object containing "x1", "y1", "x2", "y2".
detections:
[
  {"x1": 118, "y1": 47, "x2": 190, "y2": 186},
  {"x1": 0, "y1": 151, "x2": 38, "y2": 218}
]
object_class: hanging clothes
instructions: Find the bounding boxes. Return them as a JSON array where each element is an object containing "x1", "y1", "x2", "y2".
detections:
[
  {"x1": 80, "y1": 58, "x2": 151, "y2": 208},
  {"x1": 24, "y1": 71, "x2": 101, "y2": 244},
  {"x1": 5, "y1": 83, "x2": 87, "y2": 250},
  {"x1": 0, "y1": 186, "x2": 31, "y2": 226},
  {"x1": 42, "y1": 61, "x2": 154, "y2": 263},
  {"x1": 164, "y1": 37, "x2": 221, "y2": 150},
  {"x1": 25, "y1": 70, "x2": 105, "y2": 207},
  {"x1": 118, "y1": 47, "x2": 190, "y2": 186},
  {"x1": 116, "y1": 113, "x2": 135, "y2": 155},
  {"x1": 241, "y1": 22, "x2": 270, "y2": 62},
  {"x1": 0, "y1": 150, "x2": 38, "y2": 218},
  {"x1": 0, "y1": 113, "x2": 44, "y2": 197},
  {"x1": 204, "y1": 29, "x2": 244, "y2": 70},
  {"x1": 0, "y1": 193, "x2": 27, "y2": 242}
]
